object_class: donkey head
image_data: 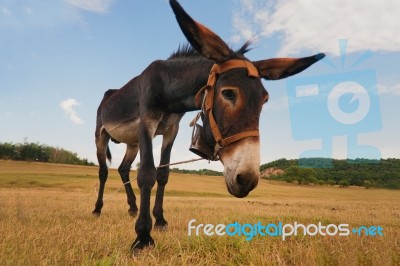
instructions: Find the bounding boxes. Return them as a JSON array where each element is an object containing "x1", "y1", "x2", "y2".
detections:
[{"x1": 170, "y1": 0, "x2": 324, "y2": 198}]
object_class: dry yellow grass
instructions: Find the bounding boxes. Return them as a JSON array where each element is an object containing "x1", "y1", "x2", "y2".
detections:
[{"x1": 0, "y1": 160, "x2": 399, "y2": 265}]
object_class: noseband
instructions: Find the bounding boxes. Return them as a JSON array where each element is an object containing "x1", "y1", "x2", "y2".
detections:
[{"x1": 190, "y1": 59, "x2": 260, "y2": 160}]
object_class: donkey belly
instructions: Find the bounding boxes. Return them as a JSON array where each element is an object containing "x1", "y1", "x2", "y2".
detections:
[{"x1": 103, "y1": 119, "x2": 140, "y2": 145}]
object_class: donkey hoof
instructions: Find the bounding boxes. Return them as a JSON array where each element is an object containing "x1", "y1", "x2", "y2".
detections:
[
  {"x1": 128, "y1": 209, "x2": 138, "y2": 217},
  {"x1": 131, "y1": 237, "x2": 155, "y2": 257},
  {"x1": 154, "y1": 222, "x2": 168, "y2": 231},
  {"x1": 92, "y1": 210, "x2": 101, "y2": 217}
]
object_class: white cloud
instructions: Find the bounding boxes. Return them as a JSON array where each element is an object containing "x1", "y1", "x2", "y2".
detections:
[
  {"x1": 0, "y1": 0, "x2": 112, "y2": 30},
  {"x1": 0, "y1": 2, "x2": 77, "y2": 29},
  {"x1": 60, "y1": 98, "x2": 84, "y2": 125},
  {"x1": 65, "y1": 0, "x2": 115, "y2": 14},
  {"x1": 232, "y1": 0, "x2": 400, "y2": 56}
]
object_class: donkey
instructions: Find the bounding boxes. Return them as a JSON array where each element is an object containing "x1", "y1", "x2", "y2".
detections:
[{"x1": 93, "y1": 0, "x2": 325, "y2": 251}]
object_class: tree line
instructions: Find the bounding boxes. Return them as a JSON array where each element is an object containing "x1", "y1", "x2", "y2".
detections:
[
  {"x1": 3, "y1": 141, "x2": 398, "y2": 189},
  {"x1": 0, "y1": 142, "x2": 95, "y2": 166},
  {"x1": 169, "y1": 168, "x2": 223, "y2": 176},
  {"x1": 260, "y1": 158, "x2": 400, "y2": 189}
]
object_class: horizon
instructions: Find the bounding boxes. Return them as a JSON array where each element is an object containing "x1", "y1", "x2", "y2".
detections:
[{"x1": 0, "y1": 140, "x2": 397, "y2": 171}]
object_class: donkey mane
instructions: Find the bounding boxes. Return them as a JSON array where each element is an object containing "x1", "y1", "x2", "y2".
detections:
[
  {"x1": 169, "y1": 40, "x2": 254, "y2": 59},
  {"x1": 169, "y1": 43, "x2": 199, "y2": 59}
]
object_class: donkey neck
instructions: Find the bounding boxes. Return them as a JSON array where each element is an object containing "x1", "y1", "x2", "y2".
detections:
[{"x1": 161, "y1": 57, "x2": 213, "y2": 113}]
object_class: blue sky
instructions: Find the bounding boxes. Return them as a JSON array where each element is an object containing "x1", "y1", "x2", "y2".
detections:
[{"x1": 1, "y1": 0, "x2": 399, "y2": 171}]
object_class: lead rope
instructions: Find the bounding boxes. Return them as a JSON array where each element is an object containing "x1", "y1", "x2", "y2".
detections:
[{"x1": 94, "y1": 157, "x2": 206, "y2": 201}]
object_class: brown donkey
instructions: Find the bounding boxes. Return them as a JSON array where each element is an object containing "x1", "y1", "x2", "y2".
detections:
[{"x1": 93, "y1": 0, "x2": 325, "y2": 252}]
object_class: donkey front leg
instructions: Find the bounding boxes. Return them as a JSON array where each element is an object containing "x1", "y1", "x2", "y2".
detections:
[
  {"x1": 131, "y1": 119, "x2": 158, "y2": 252},
  {"x1": 153, "y1": 124, "x2": 179, "y2": 230}
]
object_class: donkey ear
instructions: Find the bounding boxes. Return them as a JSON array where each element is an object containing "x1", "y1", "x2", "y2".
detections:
[
  {"x1": 253, "y1": 53, "x2": 325, "y2": 80},
  {"x1": 169, "y1": 0, "x2": 232, "y2": 62}
]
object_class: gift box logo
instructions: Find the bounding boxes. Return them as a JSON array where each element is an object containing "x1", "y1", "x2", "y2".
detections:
[{"x1": 286, "y1": 40, "x2": 382, "y2": 166}]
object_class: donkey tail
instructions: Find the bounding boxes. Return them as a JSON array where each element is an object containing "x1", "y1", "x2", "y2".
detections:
[{"x1": 106, "y1": 145, "x2": 112, "y2": 163}]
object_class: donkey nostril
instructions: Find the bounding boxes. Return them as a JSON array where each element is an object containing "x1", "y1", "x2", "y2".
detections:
[
  {"x1": 231, "y1": 173, "x2": 259, "y2": 198},
  {"x1": 236, "y1": 174, "x2": 246, "y2": 187},
  {"x1": 236, "y1": 173, "x2": 258, "y2": 191}
]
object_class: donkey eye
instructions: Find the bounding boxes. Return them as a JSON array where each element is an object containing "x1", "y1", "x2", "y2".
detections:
[{"x1": 222, "y1": 89, "x2": 236, "y2": 100}]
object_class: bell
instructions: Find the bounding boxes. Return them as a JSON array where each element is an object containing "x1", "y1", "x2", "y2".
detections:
[{"x1": 189, "y1": 124, "x2": 214, "y2": 160}]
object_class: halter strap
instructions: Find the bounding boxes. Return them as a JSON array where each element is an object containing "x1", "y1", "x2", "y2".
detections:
[
  {"x1": 195, "y1": 59, "x2": 260, "y2": 107},
  {"x1": 191, "y1": 59, "x2": 260, "y2": 159}
]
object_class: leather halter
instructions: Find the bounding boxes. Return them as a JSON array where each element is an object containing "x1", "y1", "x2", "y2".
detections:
[{"x1": 190, "y1": 59, "x2": 260, "y2": 160}]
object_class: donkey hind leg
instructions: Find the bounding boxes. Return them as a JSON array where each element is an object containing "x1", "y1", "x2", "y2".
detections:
[
  {"x1": 118, "y1": 144, "x2": 139, "y2": 217},
  {"x1": 92, "y1": 131, "x2": 111, "y2": 216},
  {"x1": 153, "y1": 124, "x2": 179, "y2": 231}
]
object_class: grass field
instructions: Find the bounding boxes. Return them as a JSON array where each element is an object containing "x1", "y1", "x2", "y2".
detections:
[{"x1": 1, "y1": 160, "x2": 399, "y2": 265}]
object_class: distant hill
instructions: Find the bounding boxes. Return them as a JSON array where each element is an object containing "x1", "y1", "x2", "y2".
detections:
[
  {"x1": 0, "y1": 142, "x2": 95, "y2": 166},
  {"x1": 260, "y1": 158, "x2": 400, "y2": 189}
]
